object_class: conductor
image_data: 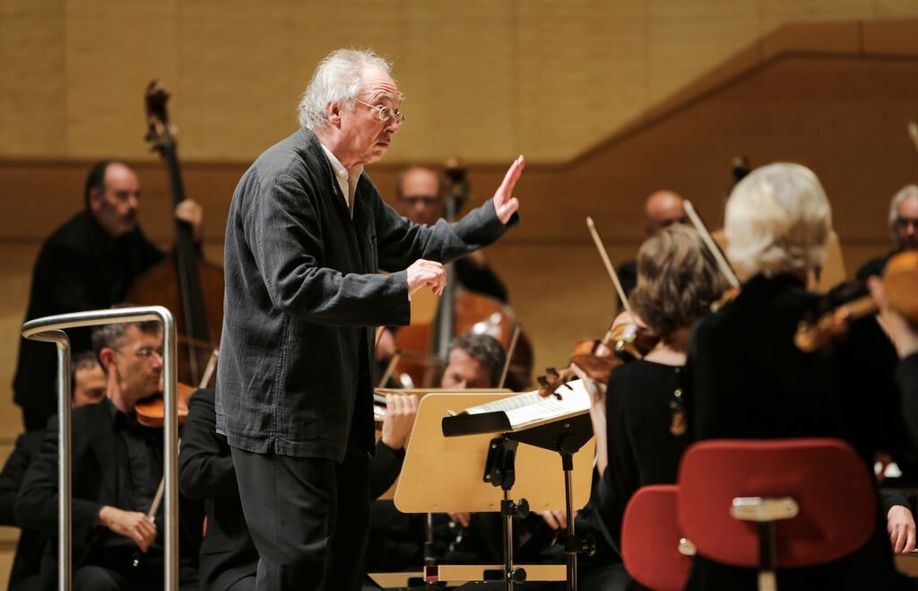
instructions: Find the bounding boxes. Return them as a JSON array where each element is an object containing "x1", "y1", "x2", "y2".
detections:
[{"x1": 216, "y1": 48, "x2": 525, "y2": 591}]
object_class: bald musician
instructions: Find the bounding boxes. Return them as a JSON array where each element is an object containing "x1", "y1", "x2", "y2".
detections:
[{"x1": 616, "y1": 190, "x2": 688, "y2": 297}]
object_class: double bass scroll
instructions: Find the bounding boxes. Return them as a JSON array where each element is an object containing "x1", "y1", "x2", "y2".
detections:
[{"x1": 126, "y1": 81, "x2": 224, "y2": 387}]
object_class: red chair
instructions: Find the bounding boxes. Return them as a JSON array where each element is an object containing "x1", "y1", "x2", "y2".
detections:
[
  {"x1": 677, "y1": 438, "x2": 876, "y2": 591},
  {"x1": 621, "y1": 484, "x2": 693, "y2": 591}
]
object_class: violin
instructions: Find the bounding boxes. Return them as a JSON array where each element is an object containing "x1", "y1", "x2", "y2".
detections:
[
  {"x1": 133, "y1": 348, "x2": 218, "y2": 427},
  {"x1": 795, "y1": 250, "x2": 918, "y2": 352},
  {"x1": 134, "y1": 382, "x2": 195, "y2": 428},
  {"x1": 537, "y1": 218, "x2": 659, "y2": 397}
]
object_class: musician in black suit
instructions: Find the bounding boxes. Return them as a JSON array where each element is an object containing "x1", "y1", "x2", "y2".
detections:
[
  {"x1": 12, "y1": 160, "x2": 203, "y2": 431},
  {"x1": 856, "y1": 184, "x2": 918, "y2": 280},
  {"x1": 868, "y1": 271, "x2": 918, "y2": 450},
  {"x1": 180, "y1": 388, "x2": 255, "y2": 591},
  {"x1": 15, "y1": 318, "x2": 199, "y2": 590},
  {"x1": 0, "y1": 353, "x2": 107, "y2": 591},
  {"x1": 685, "y1": 163, "x2": 911, "y2": 590}
]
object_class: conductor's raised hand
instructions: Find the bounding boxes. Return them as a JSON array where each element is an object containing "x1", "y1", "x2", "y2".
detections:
[
  {"x1": 406, "y1": 259, "x2": 446, "y2": 297},
  {"x1": 492, "y1": 155, "x2": 525, "y2": 225}
]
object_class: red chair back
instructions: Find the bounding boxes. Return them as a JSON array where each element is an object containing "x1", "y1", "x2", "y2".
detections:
[
  {"x1": 622, "y1": 484, "x2": 692, "y2": 591},
  {"x1": 677, "y1": 438, "x2": 875, "y2": 568}
]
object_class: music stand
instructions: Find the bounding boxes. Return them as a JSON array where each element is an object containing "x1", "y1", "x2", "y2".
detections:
[{"x1": 395, "y1": 392, "x2": 594, "y2": 590}]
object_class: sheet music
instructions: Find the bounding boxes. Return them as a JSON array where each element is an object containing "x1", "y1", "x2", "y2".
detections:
[{"x1": 460, "y1": 380, "x2": 591, "y2": 429}]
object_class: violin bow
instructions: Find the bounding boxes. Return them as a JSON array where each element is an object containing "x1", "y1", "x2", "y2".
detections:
[
  {"x1": 682, "y1": 200, "x2": 741, "y2": 289},
  {"x1": 497, "y1": 323, "x2": 522, "y2": 389},
  {"x1": 586, "y1": 217, "x2": 634, "y2": 316}
]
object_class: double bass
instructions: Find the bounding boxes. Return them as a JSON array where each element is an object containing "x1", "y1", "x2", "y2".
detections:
[
  {"x1": 391, "y1": 161, "x2": 534, "y2": 390},
  {"x1": 126, "y1": 81, "x2": 224, "y2": 387}
]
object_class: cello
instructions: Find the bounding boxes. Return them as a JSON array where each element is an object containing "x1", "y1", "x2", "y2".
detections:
[
  {"x1": 126, "y1": 81, "x2": 224, "y2": 386},
  {"x1": 392, "y1": 161, "x2": 534, "y2": 390}
]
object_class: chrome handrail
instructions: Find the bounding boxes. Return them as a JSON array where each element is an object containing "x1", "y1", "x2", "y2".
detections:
[{"x1": 22, "y1": 306, "x2": 178, "y2": 591}]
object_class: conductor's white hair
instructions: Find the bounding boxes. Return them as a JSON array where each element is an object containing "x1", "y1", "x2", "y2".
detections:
[
  {"x1": 724, "y1": 162, "x2": 832, "y2": 276},
  {"x1": 297, "y1": 49, "x2": 392, "y2": 130},
  {"x1": 888, "y1": 184, "x2": 918, "y2": 236}
]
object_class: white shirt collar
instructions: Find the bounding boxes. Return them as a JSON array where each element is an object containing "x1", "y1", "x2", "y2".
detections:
[{"x1": 319, "y1": 144, "x2": 363, "y2": 218}]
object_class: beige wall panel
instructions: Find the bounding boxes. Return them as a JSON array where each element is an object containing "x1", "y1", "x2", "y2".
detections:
[
  {"x1": 0, "y1": 245, "x2": 40, "y2": 441},
  {"x1": 516, "y1": 0, "x2": 649, "y2": 162},
  {"x1": 0, "y1": 0, "x2": 66, "y2": 156},
  {"x1": 390, "y1": 0, "x2": 517, "y2": 163},
  {"x1": 761, "y1": 21, "x2": 862, "y2": 58},
  {"x1": 646, "y1": 0, "x2": 759, "y2": 104},
  {"x1": 178, "y1": 0, "x2": 302, "y2": 161},
  {"x1": 862, "y1": 18, "x2": 918, "y2": 54},
  {"x1": 874, "y1": 0, "x2": 918, "y2": 18},
  {"x1": 758, "y1": 0, "x2": 875, "y2": 33},
  {"x1": 4, "y1": 3, "x2": 918, "y2": 162},
  {"x1": 64, "y1": 0, "x2": 179, "y2": 159}
]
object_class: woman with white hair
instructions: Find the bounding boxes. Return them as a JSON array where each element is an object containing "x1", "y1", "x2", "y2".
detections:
[{"x1": 684, "y1": 163, "x2": 911, "y2": 590}]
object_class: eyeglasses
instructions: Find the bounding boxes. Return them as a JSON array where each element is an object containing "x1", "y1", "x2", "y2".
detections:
[
  {"x1": 354, "y1": 99, "x2": 406, "y2": 124},
  {"x1": 894, "y1": 217, "x2": 918, "y2": 231},
  {"x1": 398, "y1": 195, "x2": 440, "y2": 207},
  {"x1": 118, "y1": 346, "x2": 163, "y2": 360}
]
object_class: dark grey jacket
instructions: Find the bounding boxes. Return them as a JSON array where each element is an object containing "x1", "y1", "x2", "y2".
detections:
[{"x1": 217, "y1": 128, "x2": 516, "y2": 461}]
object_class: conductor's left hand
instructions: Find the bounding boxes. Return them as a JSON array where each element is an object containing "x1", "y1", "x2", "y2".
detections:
[{"x1": 492, "y1": 156, "x2": 525, "y2": 225}]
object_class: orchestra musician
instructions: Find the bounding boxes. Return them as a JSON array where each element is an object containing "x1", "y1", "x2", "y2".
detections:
[
  {"x1": 216, "y1": 48, "x2": 524, "y2": 591},
  {"x1": 857, "y1": 184, "x2": 918, "y2": 280},
  {"x1": 684, "y1": 163, "x2": 912, "y2": 589},
  {"x1": 13, "y1": 160, "x2": 203, "y2": 431},
  {"x1": 582, "y1": 224, "x2": 727, "y2": 591},
  {"x1": 394, "y1": 166, "x2": 509, "y2": 302},
  {"x1": 365, "y1": 333, "x2": 507, "y2": 573},
  {"x1": 615, "y1": 190, "x2": 688, "y2": 297},
  {"x1": 868, "y1": 272, "x2": 918, "y2": 450},
  {"x1": 15, "y1": 318, "x2": 201, "y2": 590},
  {"x1": 0, "y1": 352, "x2": 106, "y2": 591}
]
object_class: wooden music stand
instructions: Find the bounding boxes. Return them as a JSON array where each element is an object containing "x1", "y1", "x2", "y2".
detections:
[
  {"x1": 374, "y1": 388, "x2": 510, "y2": 501},
  {"x1": 394, "y1": 392, "x2": 594, "y2": 589}
]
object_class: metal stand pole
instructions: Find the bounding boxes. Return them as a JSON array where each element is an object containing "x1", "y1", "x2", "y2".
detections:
[{"x1": 23, "y1": 306, "x2": 178, "y2": 591}]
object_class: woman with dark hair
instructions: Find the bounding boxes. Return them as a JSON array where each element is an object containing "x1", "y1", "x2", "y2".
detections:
[{"x1": 585, "y1": 224, "x2": 727, "y2": 589}]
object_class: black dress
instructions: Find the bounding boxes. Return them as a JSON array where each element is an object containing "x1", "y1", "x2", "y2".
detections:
[
  {"x1": 684, "y1": 273, "x2": 909, "y2": 590},
  {"x1": 597, "y1": 360, "x2": 689, "y2": 551}
]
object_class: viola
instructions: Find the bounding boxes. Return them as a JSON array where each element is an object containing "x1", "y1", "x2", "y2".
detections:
[{"x1": 795, "y1": 250, "x2": 918, "y2": 352}]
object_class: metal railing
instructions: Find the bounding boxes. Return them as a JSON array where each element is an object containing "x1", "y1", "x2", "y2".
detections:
[{"x1": 22, "y1": 306, "x2": 179, "y2": 591}]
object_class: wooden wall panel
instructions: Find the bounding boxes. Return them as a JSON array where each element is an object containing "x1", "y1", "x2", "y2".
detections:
[{"x1": 5, "y1": 2, "x2": 918, "y2": 163}]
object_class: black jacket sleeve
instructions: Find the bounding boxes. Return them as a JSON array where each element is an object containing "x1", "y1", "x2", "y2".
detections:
[
  {"x1": 0, "y1": 433, "x2": 39, "y2": 525},
  {"x1": 369, "y1": 440, "x2": 405, "y2": 499},
  {"x1": 179, "y1": 389, "x2": 238, "y2": 500}
]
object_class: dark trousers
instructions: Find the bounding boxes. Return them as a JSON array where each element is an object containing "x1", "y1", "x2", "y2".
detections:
[{"x1": 231, "y1": 444, "x2": 370, "y2": 591}]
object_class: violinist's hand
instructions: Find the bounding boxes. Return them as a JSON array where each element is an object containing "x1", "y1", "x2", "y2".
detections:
[
  {"x1": 381, "y1": 394, "x2": 418, "y2": 451},
  {"x1": 887, "y1": 504, "x2": 916, "y2": 554},
  {"x1": 174, "y1": 198, "x2": 204, "y2": 242},
  {"x1": 868, "y1": 277, "x2": 918, "y2": 359},
  {"x1": 492, "y1": 156, "x2": 525, "y2": 225},
  {"x1": 406, "y1": 259, "x2": 446, "y2": 297},
  {"x1": 98, "y1": 506, "x2": 157, "y2": 552}
]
